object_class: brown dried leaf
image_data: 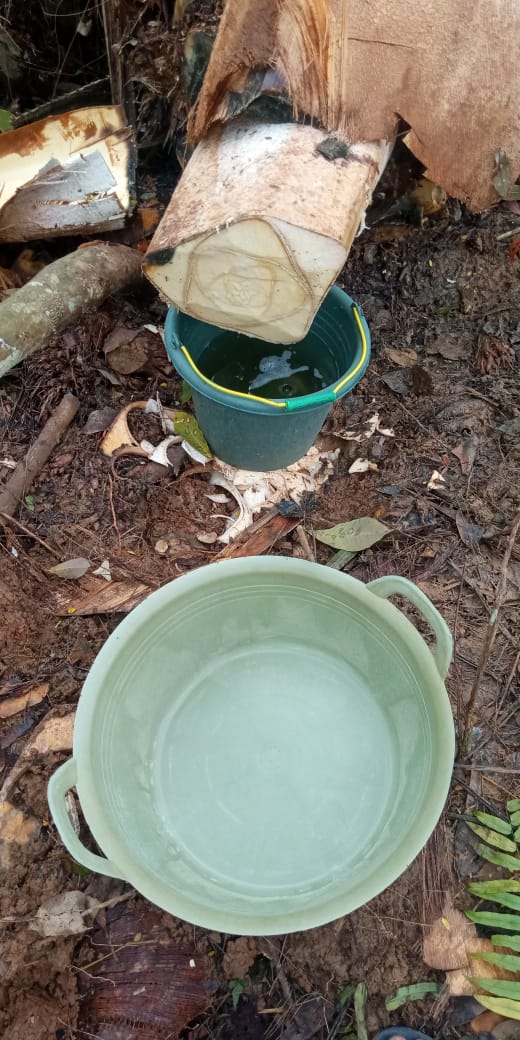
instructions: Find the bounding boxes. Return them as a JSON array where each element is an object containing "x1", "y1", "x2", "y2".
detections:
[
  {"x1": 83, "y1": 407, "x2": 119, "y2": 434},
  {"x1": 30, "y1": 891, "x2": 97, "y2": 938},
  {"x1": 386, "y1": 347, "x2": 418, "y2": 367},
  {"x1": 452, "y1": 433, "x2": 479, "y2": 475},
  {"x1": 0, "y1": 682, "x2": 49, "y2": 720},
  {"x1": 476, "y1": 337, "x2": 515, "y2": 375},
  {"x1": 456, "y1": 511, "x2": 484, "y2": 549},
  {"x1": 0, "y1": 710, "x2": 76, "y2": 800},
  {"x1": 426, "y1": 336, "x2": 471, "y2": 361},
  {"x1": 104, "y1": 326, "x2": 157, "y2": 374}
]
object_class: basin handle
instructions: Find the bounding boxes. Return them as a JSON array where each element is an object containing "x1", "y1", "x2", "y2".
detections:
[
  {"x1": 48, "y1": 758, "x2": 125, "y2": 879},
  {"x1": 366, "y1": 575, "x2": 453, "y2": 680}
]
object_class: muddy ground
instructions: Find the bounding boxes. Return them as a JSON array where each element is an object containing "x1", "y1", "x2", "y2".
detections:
[{"x1": 0, "y1": 191, "x2": 519, "y2": 1040}]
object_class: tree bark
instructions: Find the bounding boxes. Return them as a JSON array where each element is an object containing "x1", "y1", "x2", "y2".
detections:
[
  {"x1": 188, "y1": 0, "x2": 520, "y2": 212},
  {"x1": 0, "y1": 106, "x2": 134, "y2": 242},
  {"x1": 0, "y1": 394, "x2": 80, "y2": 517},
  {"x1": 0, "y1": 244, "x2": 143, "y2": 378},
  {"x1": 144, "y1": 122, "x2": 390, "y2": 343}
]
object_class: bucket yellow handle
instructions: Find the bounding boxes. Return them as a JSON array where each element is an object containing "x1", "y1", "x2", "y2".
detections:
[{"x1": 180, "y1": 305, "x2": 368, "y2": 411}]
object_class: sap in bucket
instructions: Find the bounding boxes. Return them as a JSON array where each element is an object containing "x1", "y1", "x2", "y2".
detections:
[
  {"x1": 48, "y1": 557, "x2": 454, "y2": 936},
  {"x1": 163, "y1": 286, "x2": 371, "y2": 471}
]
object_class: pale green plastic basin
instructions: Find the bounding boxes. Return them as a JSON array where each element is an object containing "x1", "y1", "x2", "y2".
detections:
[{"x1": 48, "y1": 557, "x2": 454, "y2": 935}]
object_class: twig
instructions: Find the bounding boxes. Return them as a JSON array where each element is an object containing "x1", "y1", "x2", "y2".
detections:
[
  {"x1": 460, "y1": 509, "x2": 520, "y2": 756},
  {"x1": 0, "y1": 511, "x2": 61, "y2": 557},
  {"x1": 454, "y1": 762, "x2": 520, "y2": 774},
  {"x1": 0, "y1": 394, "x2": 80, "y2": 518},
  {"x1": 497, "y1": 225, "x2": 520, "y2": 241},
  {"x1": 295, "y1": 525, "x2": 315, "y2": 561}
]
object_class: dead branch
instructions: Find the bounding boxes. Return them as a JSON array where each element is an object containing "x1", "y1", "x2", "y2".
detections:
[
  {"x1": 0, "y1": 244, "x2": 143, "y2": 378},
  {"x1": 461, "y1": 509, "x2": 520, "y2": 756},
  {"x1": 0, "y1": 393, "x2": 80, "y2": 517}
]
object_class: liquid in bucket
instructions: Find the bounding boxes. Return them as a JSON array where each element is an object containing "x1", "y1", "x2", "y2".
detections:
[{"x1": 198, "y1": 331, "x2": 328, "y2": 399}]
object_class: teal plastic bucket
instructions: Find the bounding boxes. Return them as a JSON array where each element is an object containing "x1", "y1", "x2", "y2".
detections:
[
  {"x1": 163, "y1": 286, "x2": 370, "y2": 470},
  {"x1": 48, "y1": 557, "x2": 454, "y2": 936}
]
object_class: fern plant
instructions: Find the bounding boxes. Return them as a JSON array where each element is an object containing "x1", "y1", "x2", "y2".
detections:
[{"x1": 465, "y1": 799, "x2": 520, "y2": 1019}]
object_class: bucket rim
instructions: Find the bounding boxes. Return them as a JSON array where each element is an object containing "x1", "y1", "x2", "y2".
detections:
[
  {"x1": 63, "y1": 557, "x2": 455, "y2": 936},
  {"x1": 163, "y1": 287, "x2": 371, "y2": 415}
]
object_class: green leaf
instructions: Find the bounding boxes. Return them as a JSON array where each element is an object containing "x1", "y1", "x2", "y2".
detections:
[
  {"x1": 466, "y1": 910, "x2": 520, "y2": 931},
  {"x1": 472, "y1": 891, "x2": 520, "y2": 912},
  {"x1": 514, "y1": 826, "x2": 520, "y2": 844},
  {"x1": 173, "y1": 411, "x2": 211, "y2": 457},
  {"x1": 510, "y1": 811, "x2": 520, "y2": 827},
  {"x1": 491, "y1": 934, "x2": 520, "y2": 952},
  {"x1": 475, "y1": 843, "x2": 520, "y2": 871},
  {"x1": 354, "y1": 982, "x2": 368, "y2": 1040},
  {"x1": 468, "y1": 978, "x2": 520, "y2": 1000},
  {"x1": 181, "y1": 380, "x2": 192, "y2": 405},
  {"x1": 326, "y1": 549, "x2": 357, "y2": 570},
  {"x1": 472, "y1": 996, "x2": 520, "y2": 1020},
  {"x1": 469, "y1": 879, "x2": 520, "y2": 896},
  {"x1": 472, "y1": 950, "x2": 520, "y2": 972},
  {"x1": 0, "y1": 108, "x2": 13, "y2": 132},
  {"x1": 228, "y1": 977, "x2": 248, "y2": 1011},
  {"x1": 314, "y1": 517, "x2": 390, "y2": 552},
  {"x1": 467, "y1": 822, "x2": 517, "y2": 852},
  {"x1": 474, "y1": 811, "x2": 513, "y2": 836},
  {"x1": 24, "y1": 494, "x2": 35, "y2": 513},
  {"x1": 508, "y1": 800, "x2": 520, "y2": 814},
  {"x1": 339, "y1": 985, "x2": 355, "y2": 1008},
  {"x1": 385, "y1": 982, "x2": 443, "y2": 1012}
]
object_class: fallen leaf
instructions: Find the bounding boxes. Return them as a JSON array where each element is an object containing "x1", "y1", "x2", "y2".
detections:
[
  {"x1": 315, "y1": 517, "x2": 390, "y2": 551},
  {"x1": 427, "y1": 470, "x2": 446, "y2": 490},
  {"x1": 426, "y1": 336, "x2": 471, "y2": 361},
  {"x1": 57, "y1": 581, "x2": 150, "y2": 617},
  {"x1": 93, "y1": 559, "x2": 111, "y2": 581},
  {"x1": 30, "y1": 891, "x2": 97, "y2": 938},
  {"x1": 83, "y1": 407, "x2": 119, "y2": 434},
  {"x1": 386, "y1": 347, "x2": 418, "y2": 367},
  {"x1": 509, "y1": 235, "x2": 520, "y2": 263},
  {"x1": 381, "y1": 369, "x2": 411, "y2": 395},
  {"x1": 0, "y1": 682, "x2": 49, "y2": 720},
  {"x1": 456, "y1": 512, "x2": 484, "y2": 549},
  {"x1": 386, "y1": 982, "x2": 443, "y2": 1012},
  {"x1": 47, "y1": 557, "x2": 90, "y2": 580},
  {"x1": 173, "y1": 413, "x2": 211, "y2": 458},
  {"x1": 197, "y1": 531, "x2": 219, "y2": 544},
  {"x1": 349, "y1": 458, "x2": 378, "y2": 473},
  {"x1": 104, "y1": 326, "x2": 164, "y2": 375},
  {"x1": 452, "y1": 433, "x2": 479, "y2": 475},
  {"x1": 476, "y1": 337, "x2": 515, "y2": 375},
  {"x1": 0, "y1": 710, "x2": 76, "y2": 800}
]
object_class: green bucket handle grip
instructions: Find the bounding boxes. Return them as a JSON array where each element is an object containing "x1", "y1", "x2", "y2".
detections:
[
  {"x1": 367, "y1": 575, "x2": 453, "y2": 680},
  {"x1": 48, "y1": 757, "x2": 125, "y2": 880},
  {"x1": 179, "y1": 304, "x2": 368, "y2": 411}
]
